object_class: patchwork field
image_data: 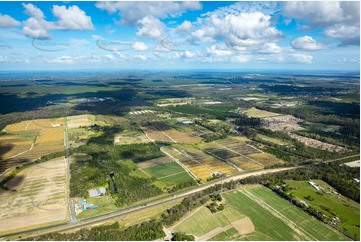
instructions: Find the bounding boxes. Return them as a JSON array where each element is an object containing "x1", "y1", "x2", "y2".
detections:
[
  {"x1": 242, "y1": 107, "x2": 281, "y2": 118},
  {"x1": 173, "y1": 206, "x2": 248, "y2": 240},
  {"x1": 149, "y1": 121, "x2": 201, "y2": 143},
  {"x1": 162, "y1": 145, "x2": 237, "y2": 180},
  {"x1": 0, "y1": 158, "x2": 68, "y2": 234},
  {"x1": 201, "y1": 138, "x2": 282, "y2": 170},
  {"x1": 1, "y1": 118, "x2": 65, "y2": 174},
  {"x1": 284, "y1": 180, "x2": 360, "y2": 240},
  {"x1": 222, "y1": 186, "x2": 349, "y2": 241}
]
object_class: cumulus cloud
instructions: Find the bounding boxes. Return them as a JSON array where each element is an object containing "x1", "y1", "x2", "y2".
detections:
[
  {"x1": 207, "y1": 44, "x2": 233, "y2": 57},
  {"x1": 22, "y1": 3, "x2": 94, "y2": 39},
  {"x1": 259, "y1": 42, "x2": 282, "y2": 54},
  {"x1": 282, "y1": 1, "x2": 360, "y2": 45},
  {"x1": 337, "y1": 57, "x2": 359, "y2": 64},
  {"x1": 182, "y1": 50, "x2": 195, "y2": 59},
  {"x1": 135, "y1": 54, "x2": 148, "y2": 60},
  {"x1": 291, "y1": 36, "x2": 326, "y2": 51},
  {"x1": 131, "y1": 41, "x2": 149, "y2": 51},
  {"x1": 136, "y1": 16, "x2": 165, "y2": 39},
  {"x1": 176, "y1": 20, "x2": 193, "y2": 34},
  {"x1": 189, "y1": 11, "x2": 282, "y2": 51},
  {"x1": 96, "y1": 1, "x2": 202, "y2": 26},
  {"x1": 52, "y1": 5, "x2": 94, "y2": 30},
  {"x1": 0, "y1": 14, "x2": 21, "y2": 28},
  {"x1": 289, "y1": 53, "x2": 313, "y2": 64}
]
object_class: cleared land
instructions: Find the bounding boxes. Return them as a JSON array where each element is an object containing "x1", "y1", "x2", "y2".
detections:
[
  {"x1": 0, "y1": 158, "x2": 68, "y2": 234},
  {"x1": 222, "y1": 186, "x2": 349, "y2": 241},
  {"x1": 114, "y1": 130, "x2": 150, "y2": 145},
  {"x1": 285, "y1": 180, "x2": 360, "y2": 240},
  {"x1": 342, "y1": 160, "x2": 360, "y2": 167},
  {"x1": 242, "y1": 107, "x2": 281, "y2": 118},
  {"x1": 1, "y1": 118, "x2": 65, "y2": 174},
  {"x1": 262, "y1": 115, "x2": 305, "y2": 132},
  {"x1": 289, "y1": 133, "x2": 347, "y2": 153},
  {"x1": 67, "y1": 115, "x2": 92, "y2": 129}
]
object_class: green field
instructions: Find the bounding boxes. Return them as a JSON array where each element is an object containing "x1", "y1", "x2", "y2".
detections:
[
  {"x1": 174, "y1": 206, "x2": 245, "y2": 237},
  {"x1": 285, "y1": 180, "x2": 360, "y2": 240},
  {"x1": 257, "y1": 134, "x2": 292, "y2": 146},
  {"x1": 141, "y1": 162, "x2": 193, "y2": 184},
  {"x1": 222, "y1": 186, "x2": 349, "y2": 241},
  {"x1": 168, "y1": 105, "x2": 240, "y2": 120},
  {"x1": 210, "y1": 227, "x2": 239, "y2": 241}
]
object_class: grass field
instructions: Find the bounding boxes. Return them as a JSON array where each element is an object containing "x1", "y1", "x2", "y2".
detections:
[
  {"x1": 243, "y1": 107, "x2": 280, "y2": 118},
  {"x1": 223, "y1": 186, "x2": 349, "y2": 241},
  {"x1": 285, "y1": 180, "x2": 360, "y2": 240},
  {"x1": 257, "y1": 134, "x2": 291, "y2": 146},
  {"x1": 141, "y1": 161, "x2": 194, "y2": 186},
  {"x1": 173, "y1": 206, "x2": 245, "y2": 237}
]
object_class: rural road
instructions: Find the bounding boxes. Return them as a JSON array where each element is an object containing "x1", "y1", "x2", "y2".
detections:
[{"x1": 0, "y1": 166, "x2": 297, "y2": 240}]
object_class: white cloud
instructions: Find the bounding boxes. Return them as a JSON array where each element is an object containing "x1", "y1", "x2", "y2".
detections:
[
  {"x1": 337, "y1": 57, "x2": 359, "y2": 64},
  {"x1": 231, "y1": 55, "x2": 250, "y2": 63},
  {"x1": 104, "y1": 54, "x2": 114, "y2": 60},
  {"x1": 96, "y1": 1, "x2": 202, "y2": 26},
  {"x1": 136, "y1": 16, "x2": 164, "y2": 39},
  {"x1": 189, "y1": 11, "x2": 282, "y2": 50},
  {"x1": 0, "y1": 55, "x2": 9, "y2": 63},
  {"x1": 52, "y1": 5, "x2": 94, "y2": 30},
  {"x1": 259, "y1": 42, "x2": 282, "y2": 54},
  {"x1": 176, "y1": 20, "x2": 193, "y2": 34},
  {"x1": 207, "y1": 44, "x2": 233, "y2": 56},
  {"x1": 131, "y1": 42, "x2": 149, "y2": 51},
  {"x1": 135, "y1": 54, "x2": 147, "y2": 60},
  {"x1": 289, "y1": 53, "x2": 313, "y2": 64},
  {"x1": 325, "y1": 24, "x2": 360, "y2": 46},
  {"x1": 291, "y1": 36, "x2": 326, "y2": 51},
  {"x1": 183, "y1": 50, "x2": 195, "y2": 59},
  {"x1": 0, "y1": 14, "x2": 21, "y2": 28},
  {"x1": 282, "y1": 1, "x2": 360, "y2": 45},
  {"x1": 22, "y1": 3, "x2": 94, "y2": 39}
]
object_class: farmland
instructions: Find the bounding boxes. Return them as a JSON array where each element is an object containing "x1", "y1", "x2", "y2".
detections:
[
  {"x1": 284, "y1": 180, "x2": 360, "y2": 240},
  {"x1": 140, "y1": 121, "x2": 201, "y2": 144},
  {"x1": 162, "y1": 145, "x2": 237, "y2": 181},
  {"x1": 0, "y1": 118, "x2": 65, "y2": 174},
  {"x1": 0, "y1": 157, "x2": 68, "y2": 234},
  {"x1": 222, "y1": 186, "x2": 349, "y2": 241},
  {"x1": 67, "y1": 115, "x2": 92, "y2": 129}
]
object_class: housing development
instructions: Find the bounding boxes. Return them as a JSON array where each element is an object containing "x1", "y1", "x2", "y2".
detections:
[{"x1": 0, "y1": 1, "x2": 359, "y2": 241}]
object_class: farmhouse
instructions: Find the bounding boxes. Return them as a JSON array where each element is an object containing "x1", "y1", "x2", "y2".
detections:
[
  {"x1": 88, "y1": 187, "x2": 106, "y2": 197},
  {"x1": 308, "y1": 181, "x2": 320, "y2": 191}
]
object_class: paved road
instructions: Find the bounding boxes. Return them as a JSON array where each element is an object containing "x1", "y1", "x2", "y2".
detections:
[
  {"x1": 64, "y1": 117, "x2": 76, "y2": 223},
  {"x1": 0, "y1": 166, "x2": 296, "y2": 240}
]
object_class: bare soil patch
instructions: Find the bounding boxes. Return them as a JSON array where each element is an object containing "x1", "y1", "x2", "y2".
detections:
[{"x1": 231, "y1": 216, "x2": 255, "y2": 235}]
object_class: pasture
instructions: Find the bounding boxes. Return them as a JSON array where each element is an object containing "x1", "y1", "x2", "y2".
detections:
[
  {"x1": 149, "y1": 121, "x2": 201, "y2": 144},
  {"x1": 285, "y1": 180, "x2": 360, "y2": 240},
  {"x1": 67, "y1": 115, "x2": 92, "y2": 129},
  {"x1": 223, "y1": 186, "x2": 349, "y2": 241},
  {"x1": 141, "y1": 161, "x2": 194, "y2": 185},
  {"x1": 0, "y1": 157, "x2": 68, "y2": 234}
]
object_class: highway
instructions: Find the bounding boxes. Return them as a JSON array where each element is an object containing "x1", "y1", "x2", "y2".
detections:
[{"x1": 0, "y1": 166, "x2": 296, "y2": 240}]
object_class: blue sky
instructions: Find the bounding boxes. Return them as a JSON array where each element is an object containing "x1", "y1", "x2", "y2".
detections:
[{"x1": 0, "y1": 1, "x2": 359, "y2": 71}]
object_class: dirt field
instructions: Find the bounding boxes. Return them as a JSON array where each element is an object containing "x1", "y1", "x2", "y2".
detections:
[
  {"x1": 262, "y1": 115, "x2": 305, "y2": 132},
  {"x1": 342, "y1": 160, "x2": 360, "y2": 167},
  {"x1": 231, "y1": 216, "x2": 255, "y2": 235},
  {"x1": 289, "y1": 133, "x2": 347, "y2": 153},
  {"x1": 67, "y1": 115, "x2": 92, "y2": 129},
  {"x1": 141, "y1": 121, "x2": 201, "y2": 144},
  {"x1": 0, "y1": 158, "x2": 68, "y2": 234},
  {"x1": 137, "y1": 157, "x2": 173, "y2": 169}
]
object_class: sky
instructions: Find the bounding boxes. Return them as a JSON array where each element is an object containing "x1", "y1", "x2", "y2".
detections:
[{"x1": 0, "y1": 1, "x2": 359, "y2": 71}]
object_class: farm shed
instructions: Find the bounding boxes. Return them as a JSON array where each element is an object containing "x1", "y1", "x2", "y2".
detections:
[{"x1": 88, "y1": 187, "x2": 106, "y2": 197}]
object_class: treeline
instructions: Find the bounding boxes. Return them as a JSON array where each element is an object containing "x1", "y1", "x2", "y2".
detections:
[
  {"x1": 241, "y1": 162, "x2": 360, "y2": 202},
  {"x1": 30, "y1": 220, "x2": 165, "y2": 241},
  {"x1": 169, "y1": 180, "x2": 198, "y2": 193}
]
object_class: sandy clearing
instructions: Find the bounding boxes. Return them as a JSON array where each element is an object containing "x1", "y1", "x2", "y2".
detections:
[
  {"x1": 0, "y1": 158, "x2": 68, "y2": 233},
  {"x1": 342, "y1": 160, "x2": 360, "y2": 167},
  {"x1": 231, "y1": 216, "x2": 255, "y2": 235}
]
